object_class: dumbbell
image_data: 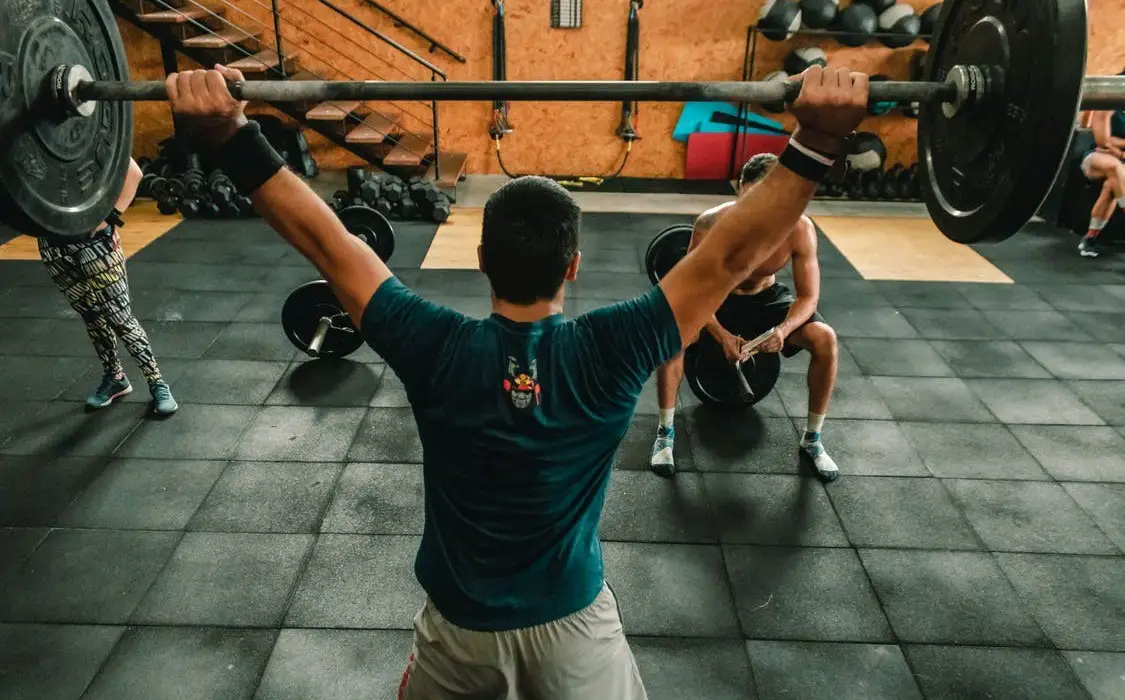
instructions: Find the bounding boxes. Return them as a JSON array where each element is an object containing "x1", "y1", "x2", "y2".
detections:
[
  {"x1": 883, "y1": 165, "x2": 905, "y2": 200},
  {"x1": 328, "y1": 190, "x2": 350, "y2": 213},
  {"x1": 864, "y1": 170, "x2": 885, "y2": 200},
  {"x1": 381, "y1": 177, "x2": 407, "y2": 204},
  {"x1": 179, "y1": 198, "x2": 202, "y2": 219},
  {"x1": 409, "y1": 180, "x2": 442, "y2": 205},
  {"x1": 209, "y1": 170, "x2": 236, "y2": 206},
  {"x1": 201, "y1": 201, "x2": 221, "y2": 218},
  {"x1": 397, "y1": 197, "x2": 418, "y2": 220},
  {"x1": 359, "y1": 179, "x2": 382, "y2": 207},
  {"x1": 373, "y1": 198, "x2": 393, "y2": 218},
  {"x1": 431, "y1": 194, "x2": 451, "y2": 223},
  {"x1": 846, "y1": 170, "x2": 866, "y2": 200},
  {"x1": 221, "y1": 202, "x2": 241, "y2": 218},
  {"x1": 181, "y1": 169, "x2": 206, "y2": 198},
  {"x1": 235, "y1": 195, "x2": 254, "y2": 217}
]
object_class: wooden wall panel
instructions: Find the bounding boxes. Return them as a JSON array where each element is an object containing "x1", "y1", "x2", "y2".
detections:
[{"x1": 122, "y1": 1, "x2": 1124, "y2": 177}]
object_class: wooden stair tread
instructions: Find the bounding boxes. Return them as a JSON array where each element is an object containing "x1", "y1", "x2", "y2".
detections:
[
  {"x1": 426, "y1": 151, "x2": 469, "y2": 188},
  {"x1": 182, "y1": 28, "x2": 259, "y2": 47},
  {"x1": 345, "y1": 113, "x2": 398, "y2": 144},
  {"x1": 228, "y1": 50, "x2": 292, "y2": 73},
  {"x1": 306, "y1": 101, "x2": 362, "y2": 120},
  {"x1": 137, "y1": 6, "x2": 223, "y2": 22},
  {"x1": 287, "y1": 70, "x2": 321, "y2": 81},
  {"x1": 382, "y1": 131, "x2": 433, "y2": 166}
]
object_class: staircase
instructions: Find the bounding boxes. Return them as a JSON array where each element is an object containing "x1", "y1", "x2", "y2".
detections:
[{"x1": 112, "y1": 0, "x2": 468, "y2": 188}]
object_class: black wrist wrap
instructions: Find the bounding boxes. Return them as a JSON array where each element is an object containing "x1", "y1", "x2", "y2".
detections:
[
  {"x1": 214, "y1": 121, "x2": 286, "y2": 196},
  {"x1": 778, "y1": 138, "x2": 837, "y2": 183}
]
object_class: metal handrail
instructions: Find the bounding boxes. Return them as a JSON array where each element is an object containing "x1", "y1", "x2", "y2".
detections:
[{"x1": 356, "y1": 0, "x2": 465, "y2": 64}]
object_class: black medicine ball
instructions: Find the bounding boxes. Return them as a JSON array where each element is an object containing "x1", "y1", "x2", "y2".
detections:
[
  {"x1": 855, "y1": 0, "x2": 895, "y2": 12},
  {"x1": 846, "y1": 131, "x2": 887, "y2": 172},
  {"x1": 800, "y1": 0, "x2": 838, "y2": 29},
  {"x1": 759, "y1": 0, "x2": 802, "y2": 41},
  {"x1": 834, "y1": 4, "x2": 877, "y2": 47},
  {"x1": 878, "y1": 3, "x2": 921, "y2": 48},
  {"x1": 920, "y1": 2, "x2": 943, "y2": 38},
  {"x1": 784, "y1": 47, "x2": 828, "y2": 76},
  {"x1": 762, "y1": 70, "x2": 790, "y2": 113}
]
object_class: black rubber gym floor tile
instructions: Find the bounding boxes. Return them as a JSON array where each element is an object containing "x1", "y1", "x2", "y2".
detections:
[
  {"x1": 410, "y1": 269, "x2": 493, "y2": 297},
  {"x1": 580, "y1": 212, "x2": 691, "y2": 237},
  {"x1": 117, "y1": 404, "x2": 257, "y2": 461},
  {"x1": 702, "y1": 473, "x2": 848, "y2": 546},
  {"x1": 1008, "y1": 425, "x2": 1125, "y2": 482},
  {"x1": 570, "y1": 271, "x2": 652, "y2": 301},
  {"x1": 189, "y1": 461, "x2": 342, "y2": 534},
  {"x1": 0, "y1": 286, "x2": 83, "y2": 319},
  {"x1": 285, "y1": 534, "x2": 425, "y2": 629},
  {"x1": 898, "y1": 307, "x2": 1007, "y2": 341},
  {"x1": 0, "y1": 528, "x2": 47, "y2": 575},
  {"x1": 602, "y1": 542, "x2": 739, "y2": 637},
  {"x1": 814, "y1": 279, "x2": 893, "y2": 309},
  {"x1": 944, "y1": 479, "x2": 1119, "y2": 555},
  {"x1": 827, "y1": 477, "x2": 980, "y2": 550},
  {"x1": 1030, "y1": 284, "x2": 1125, "y2": 313},
  {"x1": 965, "y1": 378, "x2": 1105, "y2": 425},
  {"x1": 369, "y1": 367, "x2": 410, "y2": 408},
  {"x1": 347, "y1": 407, "x2": 424, "y2": 463},
  {"x1": 232, "y1": 291, "x2": 286, "y2": 322},
  {"x1": 254, "y1": 628, "x2": 414, "y2": 700},
  {"x1": 746, "y1": 641, "x2": 922, "y2": 700},
  {"x1": 1065, "y1": 311, "x2": 1125, "y2": 343},
  {"x1": 870, "y1": 280, "x2": 972, "y2": 309},
  {"x1": 427, "y1": 294, "x2": 495, "y2": 319},
  {"x1": 0, "y1": 528, "x2": 179, "y2": 623},
  {"x1": 0, "y1": 318, "x2": 104, "y2": 357},
  {"x1": 843, "y1": 338, "x2": 955, "y2": 377},
  {"x1": 631, "y1": 638, "x2": 756, "y2": 700},
  {"x1": 580, "y1": 246, "x2": 644, "y2": 273},
  {"x1": 1063, "y1": 483, "x2": 1125, "y2": 552},
  {"x1": 260, "y1": 264, "x2": 322, "y2": 295},
  {"x1": 0, "y1": 454, "x2": 109, "y2": 526},
  {"x1": 615, "y1": 414, "x2": 697, "y2": 472},
  {"x1": 139, "y1": 290, "x2": 254, "y2": 324},
  {"x1": 0, "y1": 399, "x2": 145, "y2": 457},
  {"x1": 779, "y1": 340, "x2": 863, "y2": 376},
  {"x1": 60, "y1": 458, "x2": 226, "y2": 531},
  {"x1": 137, "y1": 319, "x2": 230, "y2": 359},
  {"x1": 775, "y1": 375, "x2": 893, "y2": 420},
  {"x1": 979, "y1": 308, "x2": 1094, "y2": 341},
  {"x1": 686, "y1": 409, "x2": 800, "y2": 474},
  {"x1": 134, "y1": 236, "x2": 290, "y2": 265},
  {"x1": 996, "y1": 553, "x2": 1125, "y2": 651},
  {"x1": 928, "y1": 339, "x2": 1052, "y2": 379},
  {"x1": 955, "y1": 283, "x2": 1052, "y2": 311},
  {"x1": 171, "y1": 359, "x2": 289, "y2": 405},
  {"x1": 859, "y1": 549, "x2": 1048, "y2": 646},
  {"x1": 0, "y1": 623, "x2": 124, "y2": 700},
  {"x1": 0, "y1": 355, "x2": 86, "y2": 400},
  {"x1": 601, "y1": 470, "x2": 716, "y2": 544},
  {"x1": 904, "y1": 645, "x2": 1093, "y2": 700},
  {"x1": 812, "y1": 419, "x2": 928, "y2": 477},
  {"x1": 320, "y1": 463, "x2": 423, "y2": 535},
  {"x1": 235, "y1": 406, "x2": 365, "y2": 463},
  {"x1": 267, "y1": 359, "x2": 383, "y2": 408},
  {"x1": 55, "y1": 357, "x2": 197, "y2": 403},
  {"x1": 127, "y1": 262, "x2": 272, "y2": 293},
  {"x1": 132, "y1": 532, "x2": 314, "y2": 627},
  {"x1": 79, "y1": 626, "x2": 278, "y2": 700},
  {"x1": 820, "y1": 307, "x2": 918, "y2": 339},
  {"x1": 1021, "y1": 341, "x2": 1125, "y2": 380},
  {"x1": 201, "y1": 322, "x2": 299, "y2": 362},
  {"x1": 870, "y1": 376, "x2": 995, "y2": 423},
  {"x1": 681, "y1": 375, "x2": 789, "y2": 418},
  {"x1": 1062, "y1": 651, "x2": 1125, "y2": 700},
  {"x1": 0, "y1": 259, "x2": 60, "y2": 287},
  {"x1": 897, "y1": 422, "x2": 1048, "y2": 480},
  {"x1": 723, "y1": 545, "x2": 892, "y2": 642}
]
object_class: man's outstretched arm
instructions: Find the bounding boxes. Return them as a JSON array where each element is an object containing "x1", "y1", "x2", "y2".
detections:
[
  {"x1": 164, "y1": 65, "x2": 391, "y2": 327},
  {"x1": 659, "y1": 65, "x2": 868, "y2": 348}
]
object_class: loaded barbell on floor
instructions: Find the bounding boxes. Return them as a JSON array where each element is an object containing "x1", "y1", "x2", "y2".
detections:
[{"x1": 0, "y1": 0, "x2": 1108, "y2": 246}]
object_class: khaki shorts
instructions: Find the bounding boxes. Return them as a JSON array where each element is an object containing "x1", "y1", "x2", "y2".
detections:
[{"x1": 398, "y1": 583, "x2": 647, "y2": 700}]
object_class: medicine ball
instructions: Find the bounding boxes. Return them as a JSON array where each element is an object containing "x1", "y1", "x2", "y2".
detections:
[
  {"x1": 762, "y1": 70, "x2": 790, "y2": 113},
  {"x1": 867, "y1": 75, "x2": 896, "y2": 116},
  {"x1": 784, "y1": 47, "x2": 828, "y2": 76},
  {"x1": 902, "y1": 102, "x2": 920, "y2": 119},
  {"x1": 855, "y1": 0, "x2": 895, "y2": 13},
  {"x1": 759, "y1": 0, "x2": 802, "y2": 41},
  {"x1": 834, "y1": 3, "x2": 877, "y2": 47},
  {"x1": 878, "y1": 3, "x2": 921, "y2": 48},
  {"x1": 920, "y1": 2, "x2": 943, "y2": 38},
  {"x1": 846, "y1": 132, "x2": 887, "y2": 173},
  {"x1": 800, "y1": 0, "x2": 838, "y2": 29}
]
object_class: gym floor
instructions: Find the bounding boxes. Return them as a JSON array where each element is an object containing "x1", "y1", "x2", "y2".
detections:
[{"x1": 1, "y1": 179, "x2": 1124, "y2": 700}]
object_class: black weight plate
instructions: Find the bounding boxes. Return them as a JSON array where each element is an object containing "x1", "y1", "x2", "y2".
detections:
[
  {"x1": 919, "y1": 0, "x2": 1087, "y2": 245},
  {"x1": 684, "y1": 334, "x2": 781, "y2": 407},
  {"x1": 0, "y1": 0, "x2": 133, "y2": 239},
  {"x1": 337, "y1": 205, "x2": 396, "y2": 263},
  {"x1": 644, "y1": 224, "x2": 693, "y2": 285},
  {"x1": 281, "y1": 280, "x2": 363, "y2": 358}
]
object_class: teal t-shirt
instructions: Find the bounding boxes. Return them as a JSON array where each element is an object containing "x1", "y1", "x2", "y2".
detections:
[{"x1": 361, "y1": 277, "x2": 681, "y2": 631}]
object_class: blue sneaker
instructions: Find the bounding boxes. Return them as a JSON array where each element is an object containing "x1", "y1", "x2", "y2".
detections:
[
  {"x1": 650, "y1": 426, "x2": 676, "y2": 478},
  {"x1": 149, "y1": 380, "x2": 178, "y2": 416},
  {"x1": 86, "y1": 373, "x2": 132, "y2": 410},
  {"x1": 800, "y1": 438, "x2": 840, "y2": 483}
]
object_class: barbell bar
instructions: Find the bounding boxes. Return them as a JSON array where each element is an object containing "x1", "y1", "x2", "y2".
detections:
[{"x1": 0, "y1": 0, "x2": 1108, "y2": 248}]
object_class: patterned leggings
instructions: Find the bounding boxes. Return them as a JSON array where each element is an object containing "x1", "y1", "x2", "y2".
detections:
[{"x1": 38, "y1": 227, "x2": 162, "y2": 383}]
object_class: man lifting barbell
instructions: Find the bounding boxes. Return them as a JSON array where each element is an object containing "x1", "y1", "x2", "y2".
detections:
[
  {"x1": 165, "y1": 62, "x2": 867, "y2": 698},
  {"x1": 37, "y1": 157, "x2": 179, "y2": 416},
  {"x1": 1078, "y1": 86, "x2": 1125, "y2": 258},
  {"x1": 650, "y1": 153, "x2": 840, "y2": 482}
]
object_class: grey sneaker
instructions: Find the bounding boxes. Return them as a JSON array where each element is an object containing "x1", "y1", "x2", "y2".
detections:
[
  {"x1": 650, "y1": 426, "x2": 676, "y2": 478},
  {"x1": 149, "y1": 380, "x2": 178, "y2": 416},
  {"x1": 87, "y1": 373, "x2": 132, "y2": 410}
]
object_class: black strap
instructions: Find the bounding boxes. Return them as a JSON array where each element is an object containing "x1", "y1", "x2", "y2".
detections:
[
  {"x1": 616, "y1": 1, "x2": 641, "y2": 142},
  {"x1": 490, "y1": 0, "x2": 512, "y2": 139}
]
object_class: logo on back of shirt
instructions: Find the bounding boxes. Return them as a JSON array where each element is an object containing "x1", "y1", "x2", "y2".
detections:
[{"x1": 503, "y1": 356, "x2": 541, "y2": 409}]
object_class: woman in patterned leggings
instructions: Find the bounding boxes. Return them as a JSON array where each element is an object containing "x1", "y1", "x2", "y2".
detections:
[{"x1": 38, "y1": 158, "x2": 178, "y2": 416}]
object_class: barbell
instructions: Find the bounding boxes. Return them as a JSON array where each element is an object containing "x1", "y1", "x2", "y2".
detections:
[{"x1": 0, "y1": 0, "x2": 1110, "y2": 245}]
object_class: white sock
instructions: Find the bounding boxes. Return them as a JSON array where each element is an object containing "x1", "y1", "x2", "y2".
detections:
[
  {"x1": 1090, "y1": 217, "x2": 1108, "y2": 232},
  {"x1": 805, "y1": 412, "x2": 825, "y2": 440},
  {"x1": 1117, "y1": 196, "x2": 1125, "y2": 210},
  {"x1": 658, "y1": 409, "x2": 675, "y2": 430}
]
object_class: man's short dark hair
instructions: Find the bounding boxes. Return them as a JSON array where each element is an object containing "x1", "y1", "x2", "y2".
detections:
[
  {"x1": 481, "y1": 176, "x2": 580, "y2": 305},
  {"x1": 739, "y1": 153, "x2": 779, "y2": 189}
]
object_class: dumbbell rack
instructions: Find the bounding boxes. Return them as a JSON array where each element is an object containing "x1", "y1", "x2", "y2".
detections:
[{"x1": 733, "y1": 23, "x2": 933, "y2": 202}]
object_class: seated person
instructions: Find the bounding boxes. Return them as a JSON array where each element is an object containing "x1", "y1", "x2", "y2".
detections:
[
  {"x1": 650, "y1": 154, "x2": 840, "y2": 482},
  {"x1": 1078, "y1": 103, "x2": 1125, "y2": 257}
]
